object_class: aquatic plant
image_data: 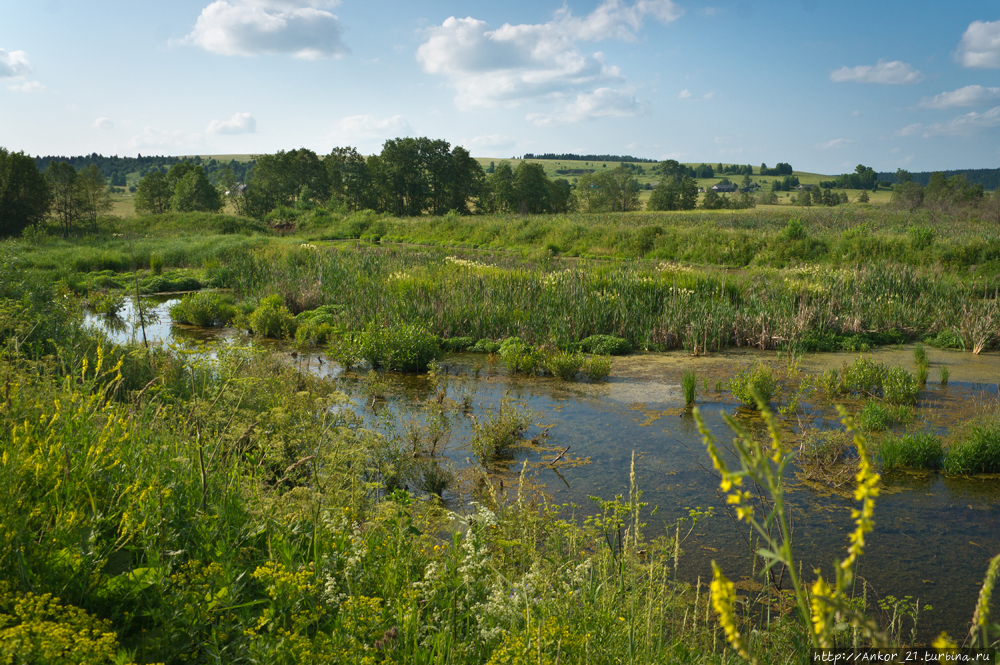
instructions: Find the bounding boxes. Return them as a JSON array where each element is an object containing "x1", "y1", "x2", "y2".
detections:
[
  {"x1": 582, "y1": 354, "x2": 613, "y2": 381},
  {"x1": 939, "y1": 366, "x2": 949, "y2": 386},
  {"x1": 169, "y1": 291, "x2": 236, "y2": 327},
  {"x1": 546, "y1": 350, "x2": 584, "y2": 380},
  {"x1": 857, "y1": 401, "x2": 912, "y2": 432},
  {"x1": 729, "y1": 361, "x2": 776, "y2": 408},
  {"x1": 247, "y1": 293, "x2": 298, "y2": 338},
  {"x1": 944, "y1": 416, "x2": 1000, "y2": 474},
  {"x1": 469, "y1": 397, "x2": 533, "y2": 465},
  {"x1": 682, "y1": 369, "x2": 697, "y2": 405},
  {"x1": 879, "y1": 433, "x2": 944, "y2": 471},
  {"x1": 578, "y1": 334, "x2": 631, "y2": 356},
  {"x1": 357, "y1": 322, "x2": 441, "y2": 372}
]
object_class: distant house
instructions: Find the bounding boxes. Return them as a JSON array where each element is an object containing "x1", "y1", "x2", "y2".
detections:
[
  {"x1": 796, "y1": 184, "x2": 814, "y2": 191},
  {"x1": 712, "y1": 183, "x2": 737, "y2": 193}
]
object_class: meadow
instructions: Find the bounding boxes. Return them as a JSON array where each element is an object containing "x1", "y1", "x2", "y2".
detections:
[{"x1": 2, "y1": 205, "x2": 1000, "y2": 663}]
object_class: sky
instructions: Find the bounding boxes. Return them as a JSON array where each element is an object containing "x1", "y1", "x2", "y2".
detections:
[{"x1": 1, "y1": 0, "x2": 999, "y2": 175}]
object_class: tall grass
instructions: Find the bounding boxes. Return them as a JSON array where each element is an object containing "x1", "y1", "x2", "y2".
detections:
[
  {"x1": 879, "y1": 433, "x2": 944, "y2": 470},
  {"x1": 945, "y1": 416, "x2": 1000, "y2": 474},
  {"x1": 682, "y1": 369, "x2": 697, "y2": 405}
]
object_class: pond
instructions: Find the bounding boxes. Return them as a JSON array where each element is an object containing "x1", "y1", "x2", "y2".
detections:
[{"x1": 87, "y1": 301, "x2": 1000, "y2": 640}]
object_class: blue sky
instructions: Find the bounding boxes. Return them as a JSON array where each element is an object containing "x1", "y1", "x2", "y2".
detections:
[{"x1": 1, "y1": 0, "x2": 999, "y2": 174}]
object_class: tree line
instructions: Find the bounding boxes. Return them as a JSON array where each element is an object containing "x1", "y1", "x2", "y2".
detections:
[
  {"x1": 34, "y1": 153, "x2": 252, "y2": 189},
  {"x1": 878, "y1": 167, "x2": 1000, "y2": 191},
  {"x1": 521, "y1": 152, "x2": 658, "y2": 163}
]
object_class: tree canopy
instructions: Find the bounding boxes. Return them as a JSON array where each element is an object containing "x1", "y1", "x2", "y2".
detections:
[{"x1": 0, "y1": 148, "x2": 50, "y2": 237}]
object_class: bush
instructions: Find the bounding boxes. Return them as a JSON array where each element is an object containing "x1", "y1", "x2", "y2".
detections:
[
  {"x1": 357, "y1": 323, "x2": 441, "y2": 372},
  {"x1": 880, "y1": 433, "x2": 944, "y2": 471},
  {"x1": 781, "y1": 218, "x2": 806, "y2": 241},
  {"x1": 169, "y1": 291, "x2": 236, "y2": 327},
  {"x1": 579, "y1": 334, "x2": 631, "y2": 356},
  {"x1": 248, "y1": 294, "x2": 298, "y2": 339},
  {"x1": 945, "y1": 418, "x2": 1000, "y2": 474},
  {"x1": 499, "y1": 337, "x2": 544, "y2": 375},
  {"x1": 294, "y1": 319, "x2": 336, "y2": 347},
  {"x1": 836, "y1": 356, "x2": 918, "y2": 404},
  {"x1": 729, "y1": 361, "x2": 776, "y2": 408},
  {"x1": 883, "y1": 365, "x2": 919, "y2": 404},
  {"x1": 469, "y1": 398, "x2": 533, "y2": 465},
  {"x1": 546, "y1": 351, "x2": 584, "y2": 380}
]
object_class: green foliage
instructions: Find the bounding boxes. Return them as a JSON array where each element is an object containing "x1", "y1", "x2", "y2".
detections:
[
  {"x1": 441, "y1": 336, "x2": 475, "y2": 352},
  {"x1": 498, "y1": 337, "x2": 545, "y2": 375},
  {"x1": 357, "y1": 322, "x2": 441, "y2": 372},
  {"x1": 835, "y1": 356, "x2": 918, "y2": 404},
  {"x1": 582, "y1": 354, "x2": 613, "y2": 381},
  {"x1": 944, "y1": 416, "x2": 1000, "y2": 474},
  {"x1": 578, "y1": 334, "x2": 631, "y2": 355},
  {"x1": 857, "y1": 400, "x2": 913, "y2": 431},
  {"x1": 782, "y1": 218, "x2": 806, "y2": 241},
  {"x1": 248, "y1": 294, "x2": 299, "y2": 338},
  {"x1": 682, "y1": 369, "x2": 697, "y2": 405},
  {"x1": 729, "y1": 360, "x2": 776, "y2": 408},
  {"x1": 469, "y1": 338, "x2": 502, "y2": 354},
  {"x1": 134, "y1": 170, "x2": 172, "y2": 215},
  {"x1": 879, "y1": 433, "x2": 944, "y2": 471},
  {"x1": 169, "y1": 291, "x2": 236, "y2": 327},
  {"x1": 0, "y1": 148, "x2": 50, "y2": 237},
  {"x1": 546, "y1": 350, "x2": 584, "y2": 380},
  {"x1": 469, "y1": 397, "x2": 533, "y2": 465},
  {"x1": 924, "y1": 329, "x2": 965, "y2": 350}
]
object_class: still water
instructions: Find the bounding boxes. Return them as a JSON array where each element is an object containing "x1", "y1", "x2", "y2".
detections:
[{"x1": 88, "y1": 302, "x2": 1000, "y2": 640}]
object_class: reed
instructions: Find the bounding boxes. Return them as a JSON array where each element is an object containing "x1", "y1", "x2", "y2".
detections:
[{"x1": 682, "y1": 369, "x2": 697, "y2": 405}]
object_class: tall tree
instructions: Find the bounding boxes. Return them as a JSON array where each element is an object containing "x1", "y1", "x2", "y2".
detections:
[
  {"x1": 134, "y1": 170, "x2": 173, "y2": 215},
  {"x1": 514, "y1": 162, "x2": 551, "y2": 214},
  {"x1": 0, "y1": 148, "x2": 50, "y2": 237},
  {"x1": 76, "y1": 164, "x2": 113, "y2": 231},
  {"x1": 46, "y1": 161, "x2": 78, "y2": 236},
  {"x1": 171, "y1": 167, "x2": 223, "y2": 213}
]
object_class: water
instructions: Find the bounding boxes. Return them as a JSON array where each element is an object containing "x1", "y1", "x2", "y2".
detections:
[{"x1": 88, "y1": 301, "x2": 1000, "y2": 639}]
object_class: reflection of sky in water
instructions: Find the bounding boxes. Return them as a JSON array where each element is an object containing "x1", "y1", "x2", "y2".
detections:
[{"x1": 85, "y1": 303, "x2": 1000, "y2": 640}]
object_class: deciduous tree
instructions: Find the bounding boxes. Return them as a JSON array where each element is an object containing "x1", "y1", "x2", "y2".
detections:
[{"x1": 0, "y1": 148, "x2": 50, "y2": 237}]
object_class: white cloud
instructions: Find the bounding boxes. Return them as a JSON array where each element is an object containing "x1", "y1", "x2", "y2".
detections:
[
  {"x1": 816, "y1": 138, "x2": 854, "y2": 149},
  {"x1": 919, "y1": 85, "x2": 1000, "y2": 109},
  {"x1": 7, "y1": 81, "x2": 45, "y2": 93},
  {"x1": 416, "y1": 0, "x2": 680, "y2": 115},
  {"x1": 956, "y1": 20, "x2": 1000, "y2": 68},
  {"x1": 678, "y1": 88, "x2": 691, "y2": 99},
  {"x1": 702, "y1": 91, "x2": 714, "y2": 100},
  {"x1": 207, "y1": 112, "x2": 257, "y2": 134},
  {"x1": 829, "y1": 60, "x2": 924, "y2": 85},
  {"x1": 921, "y1": 106, "x2": 1000, "y2": 137},
  {"x1": 92, "y1": 117, "x2": 115, "y2": 130},
  {"x1": 896, "y1": 124, "x2": 923, "y2": 137},
  {"x1": 333, "y1": 114, "x2": 411, "y2": 141},
  {"x1": 0, "y1": 49, "x2": 32, "y2": 78},
  {"x1": 185, "y1": 0, "x2": 349, "y2": 59},
  {"x1": 527, "y1": 87, "x2": 648, "y2": 126}
]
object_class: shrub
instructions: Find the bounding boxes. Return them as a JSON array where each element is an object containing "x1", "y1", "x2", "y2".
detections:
[
  {"x1": 169, "y1": 291, "x2": 236, "y2": 327},
  {"x1": 582, "y1": 354, "x2": 613, "y2": 381},
  {"x1": 883, "y1": 365, "x2": 919, "y2": 404},
  {"x1": 840, "y1": 356, "x2": 886, "y2": 396},
  {"x1": 499, "y1": 337, "x2": 544, "y2": 375},
  {"x1": 249, "y1": 294, "x2": 298, "y2": 339},
  {"x1": 729, "y1": 361, "x2": 776, "y2": 408},
  {"x1": 579, "y1": 334, "x2": 631, "y2": 356},
  {"x1": 469, "y1": 398, "x2": 533, "y2": 465},
  {"x1": 294, "y1": 319, "x2": 336, "y2": 347},
  {"x1": 781, "y1": 218, "x2": 806, "y2": 241},
  {"x1": 546, "y1": 351, "x2": 584, "y2": 380},
  {"x1": 357, "y1": 323, "x2": 441, "y2": 372},
  {"x1": 945, "y1": 418, "x2": 1000, "y2": 474},
  {"x1": 924, "y1": 329, "x2": 965, "y2": 350},
  {"x1": 880, "y1": 433, "x2": 944, "y2": 471}
]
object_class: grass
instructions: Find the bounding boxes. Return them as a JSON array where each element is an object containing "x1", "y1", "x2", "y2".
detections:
[
  {"x1": 857, "y1": 400, "x2": 914, "y2": 431},
  {"x1": 879, "y1": 433, "x2": 944, "y2": 471},
  {"x1": 945, "y1": 416, "x2": 1000, "y2": 474},
  {"x1": 682, "y1": 369, "x2": 697, "y2": 405}
]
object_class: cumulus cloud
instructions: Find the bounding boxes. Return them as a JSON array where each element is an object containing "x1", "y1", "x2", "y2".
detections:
[
  {"x1": 896, "y1": 107, "x2": 1000, "y2": 138},
  {"x1": 956, "y1": 20, "x2": 1000, "y2": 68},
  {"x1": 816, "y1": 138, "x2": 853, "y2": 149},
  {"x1": 678, "y1": 88, "x2": 691, "y2": 99},
  {"x1": 207, "y1": 112, "x2": 257, "y2": 134},
  {"x1": 185, "y1": 0, "x2": 349, "y2": 59},
  {"x1": 0, "y1": 49, "x2": 32, "y2": 78},
  {"x1": 92, "y1": 117, "x2": 115, "y2": 130},
  {"x1": 830, "y1": 60, "x2": 924, "y2": 85},
  {"x1": 416, "y1": 0, "x2": 680, "y2": 117},
  {"x1": 919, "y1": 85, "x2": 1000, "y2": 109},
  {"x1": 528, "y1": 88, "x2": 648, "y2": 126},
  {"x1": 7, "y1": 81, "x2": 45, "y2": 93}
]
